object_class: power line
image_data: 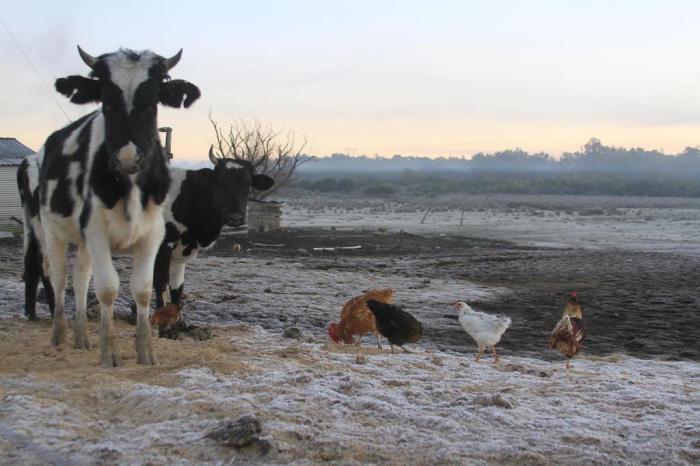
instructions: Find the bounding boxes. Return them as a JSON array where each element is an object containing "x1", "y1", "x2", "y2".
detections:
[{"x1": 0, "y1": 16, "x2": 72, "y2": 123}]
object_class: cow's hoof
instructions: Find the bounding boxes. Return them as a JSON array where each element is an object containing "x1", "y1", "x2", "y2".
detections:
[
  {"x1": 100, "y1": 329, "x2": 122, "y2": 367},
  {"x1": 74, "y1": 333, "x2": 90, "y2": 350},
  {"x1": 136, "y1": 335, "x2": 158, "y2": 365},
  {"x1": 136, "y1": 349, "x2": 159, "y2": 366},
  {"x1": 100, "y1": 349, "x2": 123, "y2": 368},
  {"x1": 51, "y1": 319, "x2": 68, "y2": 347},
  {"x1": 136, "y1": 322, "x2": 158, "y2": 365}
]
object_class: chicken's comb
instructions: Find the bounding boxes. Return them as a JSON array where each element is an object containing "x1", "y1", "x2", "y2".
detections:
[{"x1": 570, "y1": 291, "x2": 577, "y2": 297}]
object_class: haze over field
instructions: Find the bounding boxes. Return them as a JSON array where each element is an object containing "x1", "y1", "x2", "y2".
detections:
[{"x1": 2, "y1": 1, "x2": 700, "y2": 160}]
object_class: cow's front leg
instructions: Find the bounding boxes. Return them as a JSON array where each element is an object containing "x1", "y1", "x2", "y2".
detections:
[
  {"x1": 132, "y1": 231, "x2": 163, "y2": 365},
  {"x1": 86, "y1": 234, "x2": 122, "y2": 367},
  {"x1": 45, "y1": 234, "x2": 67, "y2": 347},
  {"x1": 169, "y1": 258, "x2": 186, "y2": 306},
  {"x1": 73, "y1": 245, "x2": 92, "y2": 349}
]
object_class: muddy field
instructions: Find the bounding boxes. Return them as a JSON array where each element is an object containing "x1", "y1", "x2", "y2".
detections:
[{"x1": 218, "y1": 228, "x2": 700, "y2": 361}]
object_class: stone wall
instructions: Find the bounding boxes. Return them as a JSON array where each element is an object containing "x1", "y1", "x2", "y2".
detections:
[{"x1": 247, "y1": 200, "x2": 282, "y2": 232}]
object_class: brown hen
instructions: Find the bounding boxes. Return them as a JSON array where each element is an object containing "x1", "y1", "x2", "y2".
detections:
[
  {"x1": 549, "y1": 292, "x2": 586, "y2": 369},
  {"x1": 328, "y1": 288, "x2": 394, "y2": 348}
]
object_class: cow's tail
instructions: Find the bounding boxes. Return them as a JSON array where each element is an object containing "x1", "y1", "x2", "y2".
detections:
[{"x1": 16, "y1": 158, "x2": 32, "y2": 257}]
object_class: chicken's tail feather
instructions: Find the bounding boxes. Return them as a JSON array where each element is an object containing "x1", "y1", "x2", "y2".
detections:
[{"x1": 497, "y1": 317, "x2": 512, "y2": 335}]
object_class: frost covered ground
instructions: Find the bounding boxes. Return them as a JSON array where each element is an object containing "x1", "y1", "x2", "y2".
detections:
[
  {"x1": 0, "y1": 318, "x2": 698, "y2": 465},
  {"x1": 283, "y1": 193, "x2": 700, "y2": 254},
  {"x1": 1, "y1": 193, "x2": 700, "y2": 464}
]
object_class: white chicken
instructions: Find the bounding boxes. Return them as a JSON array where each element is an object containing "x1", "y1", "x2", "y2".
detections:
[{"x1": 453, "y1": 301, "x2": 512, "y2": 362}]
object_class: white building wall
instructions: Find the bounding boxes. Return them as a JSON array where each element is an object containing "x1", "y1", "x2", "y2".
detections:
[{"x1": 0, "y1": 165, "x2": 22, "y2": 234}]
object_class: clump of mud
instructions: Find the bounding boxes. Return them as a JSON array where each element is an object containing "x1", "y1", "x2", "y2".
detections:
[
  {"x1": 206, "y1": 415, "x2": 272, "y2": 455},
  {"x1": 158, "y1": 320, "x2": 213, "y2": 341}
]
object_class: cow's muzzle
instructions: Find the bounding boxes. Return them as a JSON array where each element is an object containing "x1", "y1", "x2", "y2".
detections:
[{"x1": 110, "y1": 143, "x2": 144, "y2": 175}]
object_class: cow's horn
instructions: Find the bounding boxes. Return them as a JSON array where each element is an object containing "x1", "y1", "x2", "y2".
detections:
[
  {"x1": 164, "y1": 49, "x2": 183, "y2": 71},
  {"x1": 77, "y1": 46, "x2": 97, "y2": 69},
  {"x1": 209, "y1": 145, "x2": 218, "y2": 166}
]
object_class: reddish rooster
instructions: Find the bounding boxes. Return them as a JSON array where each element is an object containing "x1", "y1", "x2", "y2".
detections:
[
  {"x1": 328, "y1": 288, "x2": 394, "y2": 348},
  {"x1": 549, "y1": 292, "x2": 586, "y2": 369},
  {"x1": 150, "y1": 304, "x2": 182, "y2": 334}
]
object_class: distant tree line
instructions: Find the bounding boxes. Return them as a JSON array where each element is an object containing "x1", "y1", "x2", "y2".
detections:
[
  {"x1": 470, "y1": 138, "x2": 700, "y2": 176},
  {"x1": 292, "y1": 139, "x2": 700, "y2": 198},
  {"x1": 292, "y1": 172, "x2": 700, "y2": 198},
  {"x1": 300, "y1": 139, "x2": 700, "y2": 176}
]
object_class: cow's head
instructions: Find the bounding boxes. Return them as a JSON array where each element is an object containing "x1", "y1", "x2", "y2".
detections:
[
  {"x1": 55, "y1": 46, "x2": 201, "y2": 175},
  {"x1": 208, "y1": 146, "x2": 275, "y2": 227}
]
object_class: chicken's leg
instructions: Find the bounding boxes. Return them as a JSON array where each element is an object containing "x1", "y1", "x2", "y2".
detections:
[
  {"x1": 390, "y1": 344, "x2": 395, "y2": 354},
  {"x1": 476, "y1": 346, "x2": 484, "y2": 362},
  {"x1": 376, "y1": 334, "x2": 382, "y2": 349},
  {"x1": 491, "y1": 346, "x2": 500, "y2": 363},
  {"x1": 566, "y1": 358, "x2": 571, "y2": 370}
]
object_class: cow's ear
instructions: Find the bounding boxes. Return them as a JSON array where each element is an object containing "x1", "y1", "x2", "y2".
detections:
[
  {"x1": 55, "y1": 76, "x2": 102, "y2": 104},
  {"x1": 252, "y1": 174, "x2": 274, "y2": 191},
  {"x1": 159, "y1": 80, "x2": 201, "y2": 108}
]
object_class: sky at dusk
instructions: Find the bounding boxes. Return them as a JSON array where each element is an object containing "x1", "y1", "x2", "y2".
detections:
[{"x1": 1, "y1": 0, "x2": 699, "y2": 161}]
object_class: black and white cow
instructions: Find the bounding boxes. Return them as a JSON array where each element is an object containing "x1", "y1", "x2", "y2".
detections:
[
  {"x1": 152, "y1": 146, "x2": 274, "y2": 309},
  {"x1": 25, "y1": 46, "x2": 200, "y2": 367}
]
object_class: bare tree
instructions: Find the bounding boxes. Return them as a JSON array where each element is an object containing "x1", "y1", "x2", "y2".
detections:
[{"x1": 209, "y1": 113, "x2": 310, "y2": 200}]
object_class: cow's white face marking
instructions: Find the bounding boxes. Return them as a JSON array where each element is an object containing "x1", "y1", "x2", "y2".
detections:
[
  {"x1": 225, "y1": 161, "x2": 245, "y2": 170},
  {"x1": 117, "y1": 142, "x2": 139, "y2": 167},
  {"x1": 104, "y1": 50, "x2": 157, "y2": 113}
]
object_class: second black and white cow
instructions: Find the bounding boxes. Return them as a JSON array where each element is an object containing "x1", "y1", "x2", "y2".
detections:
[
  {"x1": 153, "y1": 146, "x2": 274, "y2": 308},
  {"x1": 26, "y1": 46, "x2": 200, "y2": 367}
]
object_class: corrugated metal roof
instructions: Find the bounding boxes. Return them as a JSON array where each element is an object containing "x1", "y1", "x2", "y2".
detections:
[{"x1": 0, "y1": 138, "x2": 34, "y2": 166}]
